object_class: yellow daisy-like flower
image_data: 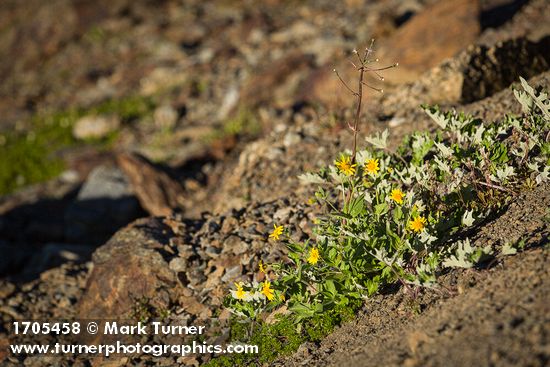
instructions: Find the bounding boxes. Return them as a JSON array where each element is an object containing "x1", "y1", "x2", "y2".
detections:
[
  {"x1": 258, "y1": 260, "x2": 267, "y2": 274},
  {"x1": 409, "y1": 216, "x2": 427, "y2": 233},
  {"x1": 335, "y1": 156, "x2": 357, "y2": 176},
  {"x1": 365, "y1": 158, "x2": 380, "y2": 175},
  {"x1": 234, "y1": 282, "x2": 247, "y2": 300},
  {"x1": 390, "y1": 189, "x2": 405, "y2": 205},
  {"x1": 307, "y1": 247, "x2": 320, "y2": 265},
  {"x1": 269, "y1": 224, "x2": 284, "y2": 240},
  {"x1": 261, "y1": 281, "x2": 275, "y2": 301}
]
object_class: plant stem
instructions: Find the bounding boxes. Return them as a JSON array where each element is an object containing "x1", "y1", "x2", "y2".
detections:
[{"x1": 351, "y1": 66, "x2": 365, "y2": 165}]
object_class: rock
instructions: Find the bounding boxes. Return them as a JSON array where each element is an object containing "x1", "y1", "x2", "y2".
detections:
[
  {"x1": 65, "y1": 165, "x2": 143, "y2": 244},
  {"x1": 72, "y1": 115, "x2": 120, "y2": 140},
  {"x1": 224, "y1": 235, "x2": 248, "y2": 255},
  {"x1": 140, "y1": 66, "x2": 189, "y2": 96},
  {"x1": 154, "y1": 104, "x2": 178, "y2": 130},
  {"x1": 377, "y1": 0, "x2": 481, "y2": 83},
  {"x1": 116, "y1": 152, "x2": 186, "y2": 216},
  {"x1": 0, "y1": 281, "x2": 16, "y2": 298},
  {"x1": 380, "y1": 36, "x2": 550, "y2": 117},
  {"x1": 0, "y1": 337, "x2": 8, "y2": 363},
  {"x1": 460, "y1": 36, "x2": 550, "y2": 103},
  {"x1": 221, "y1": 264, "x2": 242, "y2": 283},
  {"x1": 274, "y1": 207, "x2": 292, "y2": 222},
  {"x1": 283, "y1": 132, "x2": 302, "y2": 148},
  {"x1": 77, "y1": 217, "x2": 182, "y2": 319},
  {"x1": 217, "y1": 86, "x2": 240, "y2": 121},
  {"x1": 241, "y1": 52, "x2": 314, "y2": 108},
  {"x1": 271, "y1": 21, "x2": 317, "y2": 43},
  {"x1": 169, "y1": 257, "x2": 188, "y2": 273}
]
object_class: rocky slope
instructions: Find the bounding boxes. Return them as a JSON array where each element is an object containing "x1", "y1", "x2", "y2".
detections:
[{"x1": 1, "y1": 0, "x2": 550, "y2": 366}]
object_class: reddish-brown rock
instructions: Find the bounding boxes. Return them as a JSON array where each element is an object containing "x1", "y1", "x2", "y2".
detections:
[
  {"x1": 117, "y1": 152, "x2": 186, "y2": 217},
  {"x1": 377, "y1": 0, "x2": 481, "y2": 83},
  {"x1": 241, "y1": 52, "x2": 314, "y2": 108},
  {"x1": 77, "y1": 218, "x2": 181, "y2": 319}
]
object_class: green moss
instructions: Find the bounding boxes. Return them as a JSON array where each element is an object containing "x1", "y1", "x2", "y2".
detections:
[
  {"x1": 204, "y1": 108, "x2": 261, "y2": 143},
  {"x1": 83, "y1": 25, "x2": 106, "y2": 44},
  {"x1": 0, "y1": 96, "x2": 155, "y2": 196},
  {"x1": 92, "y1": 95, "x2": 155, "y2": 122},
  {"x1": 205, "y1": 300, "x2": 361, "y2": 367}
]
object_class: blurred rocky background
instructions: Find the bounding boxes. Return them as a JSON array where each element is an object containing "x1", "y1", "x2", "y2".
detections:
[{"x1": 0, "y1": 0, "x2": 549, "y2": 365}]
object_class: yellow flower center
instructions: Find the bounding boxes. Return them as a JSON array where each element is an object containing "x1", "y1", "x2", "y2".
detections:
[
  {"x1": 390, "y1": 189, "x2": 404, "y2": 204},
  {"x1": 409, "y1": 216, "x2": 427, "y2": 233},
  {"x1": 335, "y1": 156, "x2": 357, "y2": 176},
  {"x1": 365, "y1": 158, "x2": 380, "y2": 175},
  {"x1": 307, "y1": 247, "x2": 320, "y2": 265}
]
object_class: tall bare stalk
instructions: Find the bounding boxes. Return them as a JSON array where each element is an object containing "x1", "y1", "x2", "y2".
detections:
[{"x1": 333, "y1": 39, "x2": 397, "y2": 207}]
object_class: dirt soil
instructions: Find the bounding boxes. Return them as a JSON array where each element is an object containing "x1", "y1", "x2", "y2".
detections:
[{"x1": 278, "y1": 184, "x2": 550, "y2": 367}]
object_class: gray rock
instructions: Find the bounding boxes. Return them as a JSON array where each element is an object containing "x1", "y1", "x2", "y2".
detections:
[
  {"x1": 283, "y1": 132, "x2": 302, "y2": 148},
  {"x1": 224, "y1": 235, "x2": 248, "y2": 255},
  {"x1": 65, "y1": 165, "x2": 142, "y2": 244},
  {"x1": 217, "y1": 86, "x2": 240, "y2": 120},
  {"x1": 154, "y1": 104, "x2": 178, "y2": 130},
  {"x1": 221, "y1": 265, "x2": 242, "y2": 283},
  {"x1": 169, "y1": 257, "x2": 188, "y2": 273},
  {"x1": 72, "y1": 115, "x2": 120, "y2": 140}
]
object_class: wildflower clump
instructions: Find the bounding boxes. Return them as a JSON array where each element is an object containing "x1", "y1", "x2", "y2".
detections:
[
  {"x1": 224, "y1": 262, "x2": 283, "y2": 320},
  {"x1": 277, "y1": 77, "x2": 548, "y2": 320},
  {"x1": 219, "y1": 76, "x2": 549, "y2": 365}
]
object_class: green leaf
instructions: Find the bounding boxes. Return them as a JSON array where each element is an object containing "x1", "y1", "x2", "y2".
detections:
[
  {"x1": 324, "y1": 280, "x2": 336, "y2": 296},
  {"x1": 346, "y1": 195, "x2": 366, "y2": 217},
  {"x1": 393, "y1": 205, "x2": 403, "y2": 222},
  {"x1": 374, "y1": 203, "x2": 389, "y2": 216}
]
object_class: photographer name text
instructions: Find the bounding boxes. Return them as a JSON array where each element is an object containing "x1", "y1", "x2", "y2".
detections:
[{"x1": 103, "y1": 322, "x2": 205, "y2": 335}]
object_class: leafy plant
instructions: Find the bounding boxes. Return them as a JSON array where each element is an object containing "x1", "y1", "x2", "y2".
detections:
[{"x1": 218, "y1": 65, "x2": 549, "y2": 364}]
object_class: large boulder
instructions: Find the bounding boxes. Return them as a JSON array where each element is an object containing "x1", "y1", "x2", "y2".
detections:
[
  {"x1": 376, "y1": 0, "x2": 481, "y2": 83},
  {"x1": 77, "y1": 217, "x2": 182, "y2": 319}
]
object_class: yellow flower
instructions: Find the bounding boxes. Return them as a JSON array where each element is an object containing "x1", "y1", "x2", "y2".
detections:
[
  {"x1": 365, "y1": 158, "x2": 380, "y2": 175},
  {"x1": 258, "y1": 260, "x2": 267, "y2": 274},
  {"x1": 261, "y1": 281, "x2": 275, "y2": 301},
  {"x1": 390, "y1": 189, "x2": 404, "y2": 205},
  {"x1": 387, "y1": 167, "x2": 394, "y2": 173},
  {"x1": 269, "y1": 224, "x2": 284, "y2": 240},
  {"x1": 307, "y1": 247, "x2": 320, "y2": 265},
  {"x1": 335, "y1": 156, "x2": 357, "y2": 176},
  {"x1": 409, "y1": 216, "x2": 427, "y2": 233},
  {"x1": 234, "y1": 282, "x2": 247, "y2": 300},
  {"x1": 279, "y1": 293, "x2": 286, "y2": 301}
]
